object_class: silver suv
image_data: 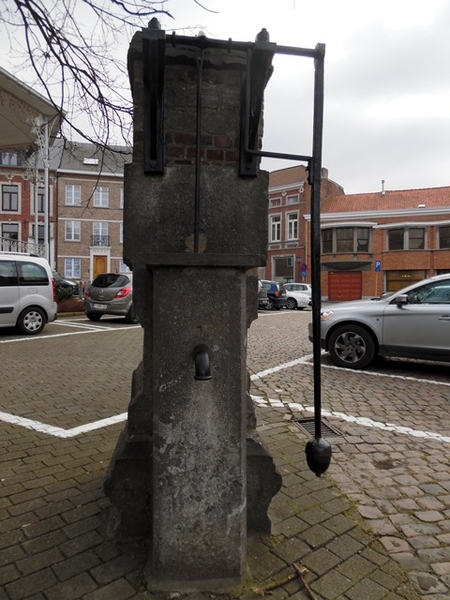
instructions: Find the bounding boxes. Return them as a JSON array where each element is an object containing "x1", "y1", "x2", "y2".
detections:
[
  {"x1": 0, "y1": 253, "x2": 57, "y2": 334},
  {"x1": 309, "y1": 274, "x2": 450, "y2": 369}
]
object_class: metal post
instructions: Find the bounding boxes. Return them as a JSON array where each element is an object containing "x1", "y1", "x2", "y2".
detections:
[
  {"x1": 34, "y1": 151, "x2": 39, "y2": 247},
  {"x1": 43, "y1": 119, "x2": 50, "y2": 263},
  {"x1": 305, "y1": 43, "x2": 332, "y2": 477}
]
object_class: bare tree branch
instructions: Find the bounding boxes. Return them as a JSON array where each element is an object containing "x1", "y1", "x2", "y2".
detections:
[{"x1": 0, "y1": 0, "x2": 192, "y2": 148}]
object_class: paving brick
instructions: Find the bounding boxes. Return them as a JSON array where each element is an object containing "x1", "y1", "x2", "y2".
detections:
[
  {"x1": 345, "y1": 578, "x2": 388, "y2": 600},
  {"x1": 302, "y1": 548, "x2": 342, "y2": 577},
  {"x1": 5, "y1": 567, "x2": 58, "y2": 600},
  {"x1": 44, "y1": 573, "x2": 98, "y2": 600},
  {"x1": 60, "y1": 530, "x2": 104, "y2": 558},
  {"x1": 336, "y1": 554, "x2": 376, "y2": 581},
  {"x1": 270, "y1": 537, "x2": 311, "y2": 565},
  {"x1": 0, "y1": 563, "x2": 20, "y2": 586},
  {"x1": 83, "y1": 578, "x2": 137, "y2": 600},
  {"x1": 52, "y1": 551, "x2": 101, "y2": 582},
  {"x1": 309, "y1": 569, "x2": 353, "y2": 600},
  {"x1": 21, "y1": 530, "x2": 68, "y2": 555},
  {"x1": 16, "y1": 547, "x2": 64, "y2": 576}
]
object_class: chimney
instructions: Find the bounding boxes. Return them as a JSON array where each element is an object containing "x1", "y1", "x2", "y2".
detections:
[{"x1": 381, "y1": 179, "x2": 385, "y2": 196}]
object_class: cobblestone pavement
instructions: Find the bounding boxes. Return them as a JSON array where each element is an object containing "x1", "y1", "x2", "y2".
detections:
[{"x1": 1, "y1": 311, "x2": 449, "y2": 599}]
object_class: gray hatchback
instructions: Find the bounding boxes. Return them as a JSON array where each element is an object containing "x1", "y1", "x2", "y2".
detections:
[
  {"x1": 309, "y1": 273, "x2": 450, "y2": 369},
  {"x1": 84, "y1": 273, "x2": 139, "y2": 323}
]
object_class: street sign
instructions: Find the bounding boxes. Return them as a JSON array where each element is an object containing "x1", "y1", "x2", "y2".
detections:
[{"x1": 375, "y1": 260, "x2": 381, "y2": 272}]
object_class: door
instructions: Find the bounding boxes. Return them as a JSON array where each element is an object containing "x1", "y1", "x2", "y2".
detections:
[
  {"x1": 0, "y1": 259, "x2": 19, "y2": 326},
  {"x1": 93, "y1": 255, "x2": 107, "y2": 280},
  {"x1": 328, "y1": 271, "x2": 362, "y2": 301},
  {"x1": 382, "y1": 278, "x2": 450, "y2": 357}
]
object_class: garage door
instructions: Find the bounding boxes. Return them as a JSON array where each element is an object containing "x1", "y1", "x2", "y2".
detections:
[{"x1": 328, "y1": 271, "x2": 362, "y2": 301}]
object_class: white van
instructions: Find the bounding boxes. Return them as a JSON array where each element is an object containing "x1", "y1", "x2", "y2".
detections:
[{"x1": 0, "y1": 253, "x2": 57, "y2": 335}]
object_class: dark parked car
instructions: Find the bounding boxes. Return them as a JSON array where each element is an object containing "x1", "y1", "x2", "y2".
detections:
[
  {"x1": 84, "y1": 273, "x2": 138, "y2": 323},
  {"x1": 261, "y1": 280, "x2": 287, "y2": 310},
  {"x1": 258, "y1": 280, "x2": 269, "y2": 310},
  {"x1": 53, "y1": 271, "x2": 79, "y2": 296}
]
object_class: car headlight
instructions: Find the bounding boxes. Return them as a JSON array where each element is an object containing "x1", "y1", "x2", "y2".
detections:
[{"x1": 321, "y1": 310, "x2": 334, "y2": 321}]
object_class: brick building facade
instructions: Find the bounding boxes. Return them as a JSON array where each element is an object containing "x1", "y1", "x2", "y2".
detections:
[
  {"x1": 54, "y1": 141, "x2": 131, "y2": 284},
  {"x1": 2, "y1": 150, "x2": 450, "y2": 298},
  {"x1": 315, "y1": 186, "x2": 450, "y2": 301},
  {"x1": 264, "y1": 165, "x2": 343, "y2": 283},
  {"x1": 0, "y1": 151, "x2": 57, "y2": 262},
  {"x1": 266, "y1": 165, "x2": 450, "y2": 301}
]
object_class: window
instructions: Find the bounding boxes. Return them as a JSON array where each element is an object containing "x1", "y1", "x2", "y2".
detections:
[
  {"x1": 31, "y1": 224, "x2": 45, "y2": 245},
  {"x1": 1, "y1": 223, "x2": 19, "y2": 251},
  {"x1": 270, "y1": 197, "x2": 281, "y2": 208},
  {"x1": 273, "y1": 256, "x2": 293, "y2": 279},
  {"x1": 269, "y1": 215, "x2": 281, "y2": 242},
  {"x1": 439, "y1": 226, "x2": 450, "y2": 249},
  {"x1": 18, "y1": 262, "x2": 49, "y2": 285},
  {"x1": 93, "y1": 186, "x2": 109, "y2": 207},
  {"x1": 407, "y1": 280, "x2": 450, "y2": 304},
  {"x1": 322, "y1": 229, "x2": 333, "y2": 253},
  {"x1": 388, "y1": 227, "x2": 425, "y2": 250},
  {"x1": 65, "y1": 220, "x2": 81, "y2": 241},
  {"x1": 36, "y1": 187, "x2": 45, "y2": 213},
  {"x1": 286, "y1": 212, "x2": 298, "y2": 241},
  {"x1": 2, "y1": 184, "x2": 19, "y2": 211},
  {"x1": 120, "y1": 188, "x2": 124, "y2": 209},
  {"x1": 356, "y1": 228, "x2": 369, "y2": 252},
  {"x1": 0, "y1": 260, "x2": 17, "y2": 286},
  {"x1": 336, "y1": 228, "x2": 354, "y2": 252},
  {"x1": 286, "y1": 194, "x2": 299, "y2": 205},
  {"x1": 321, "y1": 227, "x2": 371, "y2": 254},
  {"x1": 65, "y1": 185, "x2": 81, "y2": 206},
  {"x1": 92, "y1": 221, "x2": 109, "y2": 246},
  {"x1": 409, "y1": 228, "x2": 425, "y2": 250},
  {"x1": 65, "y1": 258, "x2": 81, "y2": 279},
  {"x1": 0, "y1": 152, "x2": 22, "y2": 166}
]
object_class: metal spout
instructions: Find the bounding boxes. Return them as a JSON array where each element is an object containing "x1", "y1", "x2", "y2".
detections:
[{"x1": 193, "y1": 344, "x2": 212, "y2": 380}]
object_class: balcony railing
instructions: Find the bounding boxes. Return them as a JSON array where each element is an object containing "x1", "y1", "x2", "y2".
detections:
[
  {"x1": 91, "y1": 235, "x2": 110, "y2": 247},
  {"x1": 0, "y1": 237, "x2": 45, "y2": 256}
]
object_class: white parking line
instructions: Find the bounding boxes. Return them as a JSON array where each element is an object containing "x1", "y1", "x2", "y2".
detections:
[
  {"x1": 1, "y1": 336, "x2": 449, "y2": 439},
  {"x1": 0, "y1": 324, "x2": 140, "y2": 344},
  {"x1": 0, "y1": 410, "x2": 127, "y2": 438},
  {"x1": 251, "y1": 353, "x2": 450, "y2": 388},
  {"x1": 251, "y1": 395, "x2": 450, "y2": 443}
]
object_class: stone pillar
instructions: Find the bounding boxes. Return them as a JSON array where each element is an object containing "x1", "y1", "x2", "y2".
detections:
[{"x1": 105, "y1": 22, "x2": 281, "y2": 591}]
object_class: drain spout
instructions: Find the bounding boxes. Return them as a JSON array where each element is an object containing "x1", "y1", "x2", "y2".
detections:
[{"x1": 193, "y1": 344, "x2": 212, "y2": 380}]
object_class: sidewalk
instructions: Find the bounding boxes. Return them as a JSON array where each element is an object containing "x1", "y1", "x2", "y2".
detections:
[{"x1": 244, "y1": 402, "x2": 421, "y2": 600}]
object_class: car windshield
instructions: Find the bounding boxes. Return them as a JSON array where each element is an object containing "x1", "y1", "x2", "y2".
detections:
[{"x1": 92, "y1": 274, "x2": 131, "y2": 288}]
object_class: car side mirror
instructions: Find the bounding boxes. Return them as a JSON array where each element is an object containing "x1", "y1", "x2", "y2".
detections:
[{"x1": 395, "y1": 294, "x2": 409, "y2": 306}]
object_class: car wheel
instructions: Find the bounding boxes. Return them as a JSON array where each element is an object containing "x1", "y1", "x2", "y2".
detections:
[
  {"x1": 17, "y1": 307, "x2": 46, "y2": 335},
  {"x1": 125, "y1": 306, "x2": 139, "y2": 324},
  {"x1": 267, "y1": 298, "x2": 275, "y2": 310},
  {"x1": 328, "y1": 324, "x2": 376, "y2": 369},
  {"x1": 86, "y1": 313, "x2": 102, "y2": 321},
  {"x1": 286, "y1": 297, "x2": 297, "y2": 310}
]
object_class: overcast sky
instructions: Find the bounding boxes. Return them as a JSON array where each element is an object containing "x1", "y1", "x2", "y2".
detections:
[{"x1": 2, "y1": 0, "x2": 450, "y2": 194}]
